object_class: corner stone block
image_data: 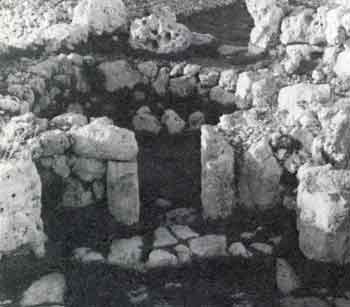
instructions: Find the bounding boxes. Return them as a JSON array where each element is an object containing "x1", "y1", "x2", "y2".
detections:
[{"x1": 107, "y1": 161, "x2": 140, "y2": 226}]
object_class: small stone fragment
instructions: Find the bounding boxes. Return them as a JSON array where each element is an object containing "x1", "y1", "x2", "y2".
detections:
[
  {"x1": 146, "y1": 249, "x2": 178, "y2": 269},
  {"x1": 228, "y1": 242, "x2": 253, "y2": 258},
  {"x1": 108, "y1": 236, "x2": 144, "y2": 269},
  {"x1": 20, "y1": 273, "x2": 66, "y2": 307},
  {"x1": 189, "y1": 235, "x2": 227, "y2": 259},
  {"x1": 153, "y1": 227, "x2": 178, "y2": 248},
  {"x1": 276, "y1": 258, "x2": 301, "y2": 295},
  {"x1": 161, "y1": 109, "x2": 186, "y2": 135},
  {"x1": 169, "y1": 225, "x2": 199, "y2": 241}
]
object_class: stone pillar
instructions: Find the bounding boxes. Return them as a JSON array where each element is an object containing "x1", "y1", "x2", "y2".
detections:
[
  {"x1": 201, "y1": 125, "x2": 235, "y2": 220},
  {"x1": 0, "y1": 157, "x2": 47, "y2": 258},
  {"x1": 107, "y1": 161, "x2": 140, "y2": 226}
]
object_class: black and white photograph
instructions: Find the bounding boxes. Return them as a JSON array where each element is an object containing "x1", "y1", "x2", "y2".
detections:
[{"x1": 0, "y1": 0, "x2": 350, "y2": 306}]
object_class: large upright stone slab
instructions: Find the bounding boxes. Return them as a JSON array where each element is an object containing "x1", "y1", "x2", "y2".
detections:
[
  {"x1": 239, "y1": 137, "x2": 283, "y2": 210},
  {"x1": 201, "y1": 125, "x2": 235, "y2": 220},
  {"x1": 107, "y1": 161, "x2": 140, "y2": 226},
  {"x1": 0, "y1": 158, "x2": 46, "y2": 258},
  {"x1": 297, "y1": 164, "x2": 350, "y2": 264}
]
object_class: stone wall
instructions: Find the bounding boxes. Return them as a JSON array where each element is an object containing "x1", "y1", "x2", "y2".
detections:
[
  {"x1": 124, "y1": 0, "x2": 238, "y2": 17},
  {"x1": 1, "y1": 110, "x2": 140, "y2": 233},
  {"x1": 0, "y1": 52, "x2": 244, "y2": 135}
]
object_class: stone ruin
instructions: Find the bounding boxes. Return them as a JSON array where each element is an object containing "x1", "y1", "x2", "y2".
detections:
[{"x1": 2, "y1": 0, "x2": 350, "y2": 306}]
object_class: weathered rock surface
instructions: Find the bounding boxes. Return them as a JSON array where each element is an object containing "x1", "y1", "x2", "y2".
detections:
[
  {"x1": 169, "y1": 225, "x2": 199, "y2": 241},
  {"x1": 129, "y1": 7, "x2": 192, "y2": 54},
  {"x1": 297, "y1": 165, "x2": 350, "y2": 264},
  {"x1": 0, "y1": 0, "x2": 76, "y2": 51},
  {"x1": 228, "y1": 242, "x2": 253, "y2": 258},
  {"x1": 20, "y1": 273, "x2": 66, "y2": 307},
  {"x1": 37, "y1": 23, "x2": 89, "y2": 52},
  {"x1": 72, "y1": 0, "x2": 128, "y2": 35},
  {"x1": 174, "y1": 244, "x2": 192, "y2": 265},
  {"x1": 62, "y1": 176, "x2": 94, "y2": 208},
  {"x1": 249, "y1": 242, "x2": 274, "y2": 255},
  {"x1": 246, "y1": 0, "x2": 286, "y2": 50},
  {"x1": 280, "y1": 7, "x2": 323, "y2": 45},
  {"x1": 51, "y1": 113, "x2": 88, "y2": 130},
  {"x1": 0, "y1": 158, "x2": 46, "y2": 258},
  {"x1": 235, "y1": 70, "x2": 277, "y2": 108},
  {"x1": 0, "y1": 95, "x2": 30, "y2": 115},
  {"x1": 188, "y1": 111, "x2": 205, "y2": 130},
  {"x1": 189, "y1": 235, "x2": 227, "y2": 259},
  {"x1": 284, "y1": 44, "x2": 322, "y2": 74},
  {"x1": 152, "y1": 67, "x2": 170, "y2": 96},
  {"x1": 107, "y1": 161, "x2": 140, "y2": 226},
  {"x1": 239, "y1": 137, "x2": 282, "y2": 210},
  {"x1": 183, "y1": 64, "x2": 201, "y2": 77},
  {"x1": 169, "y1": 76, "x2": 197, "y2": 98},
  {"x1": 153, "y1": 227, "x2": 178, "y2": 248},
  {"x1": 161, "y1": 109, "x2": 186, "y2": 135},
  {"x1": 276, "y1": 258, "x2": 301, "y2": 295},
  {"x1": 201, "y1": 125, "x2": 235, "y2": 220},
  {"x1": 70, "y1": 121, "x2": 138, "y2": 161},
  {"x1": 319, "y1": 101, "x2": 350, "y2": 168},
  {"x1": 72, "y1": 157, "x2": 106, "y2": 182},
  {"x1": 72, "y1": 247, "x2": 105, "y2": 263},
  {"x1": 52, "y1": 155, "x2": 71, "y2": 178},
  {"x1": 334, "y1": 48, "x2": 350, "y2": 78},
  {"x1": 278, "y1": 83, "x2": 332, "y2": 122},
  {"x1": 219, "y1": 69, "x2": 238, "y2": 92},
  {"x1": 137, "y1": 61, "x2": 159, "y2": 79},
  {"x1": 108, "y1": 236, "x2": 144, "y2": 269},
  {"x1": 199, "y1": 69, "x2": 220, "y2": 88},
  {"x1": 146, "y1": 249, "x2": 178, "y2": 269},
  {"x1": 132, "y1": 106, "x2": 162, "y2": 135},
  {"x1": 98, "y1": 60, "x2": 143, "y2": 92},
  {"x1": 209, "y1": 86, "x2": 236, "y2": 106},
  {"x1": 40, "y1": 129, "x2": 71, "y2": 156}
]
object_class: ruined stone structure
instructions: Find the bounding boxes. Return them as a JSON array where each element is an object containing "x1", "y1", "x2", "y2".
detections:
[{"x1": 2, "y1": 0, "x2": 350, "y2": 306}]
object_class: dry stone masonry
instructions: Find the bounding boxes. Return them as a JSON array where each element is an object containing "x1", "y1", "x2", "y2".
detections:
[
  {"x1": 0, "y1": 112, "x2": 140, "y2": 231},
  {"x1": 3, "y1": 0, "x2": 350, "y2": 306}
]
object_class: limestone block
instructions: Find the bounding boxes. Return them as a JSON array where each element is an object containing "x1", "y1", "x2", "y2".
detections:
[
  {"x1": 238, "y1": 137, "x2": 282, "y2": 210},
  {"x1": 0, "y1": 158, "x2": 46, "y2": 258},
  {"x1": 70, "y1": 122, "x2": 138, "y2": 161},
  {"x1": 107, "y1": 161, "x2": 140, "y2": 226},
  {"x1": 201, "y1": 125, "x2": 235, "y2": 220}
]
